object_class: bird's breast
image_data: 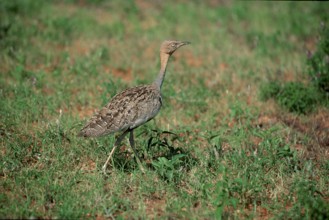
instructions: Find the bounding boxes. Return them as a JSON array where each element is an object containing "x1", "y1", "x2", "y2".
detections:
[{"x1": 128, "y1": 93, "x2": 162, "y2": 129}]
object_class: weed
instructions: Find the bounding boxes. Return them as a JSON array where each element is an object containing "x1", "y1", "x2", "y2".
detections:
[
  {"x1": 152, "y1": 154, "x2": 186, "y2": 183},
  {"x1": 277, "y1": 82, "x2": 320, "y2": 114},
  {"x1": 260, "y1": 81, "x2": 321, "y2": 114}
]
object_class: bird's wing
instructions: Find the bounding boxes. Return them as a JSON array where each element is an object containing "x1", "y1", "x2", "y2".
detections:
[{"x1": 78, "y1": 85, "x2": 161, "y2": 137}]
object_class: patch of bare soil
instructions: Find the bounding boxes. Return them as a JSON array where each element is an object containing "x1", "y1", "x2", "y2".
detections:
[
  {"x1": 144, "y1": 193, "x2": 166, "y2": 218},
  {"x1": 304, "y1": 37, "x2": 317, "y2": 53},
  {"x1": 106, "y1": 67, "x2": 133, "y2": 82},
  {"x1": 282, "y1": 70, "x2": 297, "y2": 82},
  {"x1": 63, "y1": 38, "x2": 101, "y2": 57},
  {"x1": 135, "y1": 0, "x2": 162, "y2": 10},
  {"x1": 281, "y1": 110, "x2": 329, "y2": 155},
  {"x1": 256, "y1": 115, "x2": 279, "y2": 128},
  {"x1": 183, "y1": 51, "x2": 203, "y2": 68},
  {"x1": 92, "y1": 7, "x2": 116, "y2": 26},
  {"x1": 142, "y1": 43, "x2": 158, "y2": 60},
  {"x1": 79, "y1": 158, "x2": 96, "y2": 172},
  {"x1": 54, "y1": 2, "x2": 79, "y2": 15},
  {"x1": 76, "y1": 106, "x2": 97, "y2": 119},
  {"x1": 243, "y1": 204, "x2": 272, "y2": 220},
  {"x1": 256, "y1": 109, "x2": 329, "y2": 159}
]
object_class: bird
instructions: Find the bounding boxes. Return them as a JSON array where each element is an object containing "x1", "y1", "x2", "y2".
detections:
[{"x1": 78, "y1": 40, "x2": 190, "y2": 174}]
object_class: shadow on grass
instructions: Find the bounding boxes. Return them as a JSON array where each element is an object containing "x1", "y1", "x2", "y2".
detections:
[{"x1": 107, "y1": 129, "x2": 198, "y2": 177}]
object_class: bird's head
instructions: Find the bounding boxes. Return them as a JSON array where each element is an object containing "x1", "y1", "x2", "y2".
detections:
[{"x1": 160, "y1": 40, "x2": 190, "y2": 55}]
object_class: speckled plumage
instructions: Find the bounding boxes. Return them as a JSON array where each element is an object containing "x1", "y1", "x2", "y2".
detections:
[
  {"x1": 78, "y1": 40, "x2": 190, "y2": 174},
  {"x1": 78, "y1": 84, "x2": 162, "y2": 137}
]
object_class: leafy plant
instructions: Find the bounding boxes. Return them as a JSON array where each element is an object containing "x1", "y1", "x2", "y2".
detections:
[
  {"x1": 259, "y1": 81, "x2": 281, "y2": 101},
  {"x1": 277, "y1": 82, "x2": 320, "y2": 114},
  {"x1": 151, "y1": 154, "x2": 186, "y2": 182},
  {"x1": 260, "y1": 81, "x2": 321, "y2": 114}
]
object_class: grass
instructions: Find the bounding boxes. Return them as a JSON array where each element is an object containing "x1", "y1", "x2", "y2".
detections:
[
  {"x1": 1, "y1": 0, "x2": 329, "y2": 219},
  {"x1": 259, "y1": 81, "x2": 323, "y2": 114}
]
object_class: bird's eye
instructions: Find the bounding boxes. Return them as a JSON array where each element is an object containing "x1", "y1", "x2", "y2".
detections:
[{"x1": 171, "y1": 43, "x2": 176, "y2": 47}]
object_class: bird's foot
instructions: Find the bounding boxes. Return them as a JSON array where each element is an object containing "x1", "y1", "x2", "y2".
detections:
[
  {"x1": 102, "y1": 164, "x2": 108, "y2": 175},
  {"x1": 139, "y1": 165, "x2": 146, "y2": 174}
]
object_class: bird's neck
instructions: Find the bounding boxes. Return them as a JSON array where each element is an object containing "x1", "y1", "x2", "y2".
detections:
[{"x1": 154, "y1": 52, "x2": 170, "y2": 90}]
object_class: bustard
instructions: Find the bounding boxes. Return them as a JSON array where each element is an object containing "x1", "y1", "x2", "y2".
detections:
[{"x1": 78, "y1": 40, "x2": 190, "y2": 174}]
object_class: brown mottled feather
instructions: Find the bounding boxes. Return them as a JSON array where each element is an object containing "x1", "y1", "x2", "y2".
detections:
[{"x1": 78, "y1": 84, "x2": 162, "y2": 137}]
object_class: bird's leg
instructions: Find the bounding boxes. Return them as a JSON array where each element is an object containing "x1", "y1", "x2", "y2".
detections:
[
  {"x1": 129, "y1": 129, "x2": 146, "y2": 173},
  {"x1": 102, "y1": 130, "x2": 128, "y2": 174}
]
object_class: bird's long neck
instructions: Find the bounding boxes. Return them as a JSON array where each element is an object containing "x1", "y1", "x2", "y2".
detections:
[{"x1": 154, "y1": 52, "x2": 170, "y2": 90}]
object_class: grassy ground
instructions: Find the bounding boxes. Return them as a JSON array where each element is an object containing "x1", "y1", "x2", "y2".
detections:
[{"x1": 1, "y1": 0, "x2": 329, "y2": 219}]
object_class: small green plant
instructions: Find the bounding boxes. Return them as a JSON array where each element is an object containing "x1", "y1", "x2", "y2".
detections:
[
  {"x1": 151, "y1": 154, "x2": 186, "y2": 182},
  {"x1": 277, "y1": 82, "x2": 320, "y2": 114},
  {"x1": 205, "y1": 165, "x2": 240, "y2": 219}
]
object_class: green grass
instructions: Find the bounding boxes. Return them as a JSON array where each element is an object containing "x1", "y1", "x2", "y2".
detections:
[
  {"x1": 1, "y1": 0, "x2": 329, "y2": 219},
  {"x1": 259, "y1": 81, "x2": 324, "y2": 114}
]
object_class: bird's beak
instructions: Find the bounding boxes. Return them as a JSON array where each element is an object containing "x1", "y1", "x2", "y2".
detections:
[{"x1": 179, "y1": 41, "x2": 191, "y2": 47}]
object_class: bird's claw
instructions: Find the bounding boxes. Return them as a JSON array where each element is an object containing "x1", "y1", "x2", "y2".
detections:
[
  {"x1": 102, "y1": 165, "x2": 107, "y2": 175},
  {"x1": 140, "y1": 166, "x2": 146, "y2": 174}
]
